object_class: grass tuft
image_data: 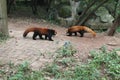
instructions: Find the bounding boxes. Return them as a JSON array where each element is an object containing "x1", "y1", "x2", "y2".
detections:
[{"x1": 0, "y1": 32, "x2": 9, "y2": 43}]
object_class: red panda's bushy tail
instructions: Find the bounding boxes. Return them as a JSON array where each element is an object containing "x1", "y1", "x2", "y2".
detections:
[
  {"x1": 23, "y1": 28, "x2": 33, "y2": 37},
  {"x1": 83, "y1": 26, "x2": 96, "y2": 37},
  {"x1": 23, "y1": 30, "x2": 29, "y2": 37}
]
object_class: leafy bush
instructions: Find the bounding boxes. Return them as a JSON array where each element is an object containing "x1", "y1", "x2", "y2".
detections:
[
  {"x1": 58, "y1": 5, "x2": 71, "y2": 18},
  {"x1": 89, "y1": 46, "x2": 120, "y2": 80},
  {"x1": 0, "y1": 32, "x2": 9, "y2": 43},
  {"x1": 56, "y1": 42, "x2": 77, "y2": 58},
  {"x1": 54, "y1": 46, "x2": 120, "y2": 80},
  {"x1": 42, "y1": 63, "x2": 62, "y2": 78},
  {"x1": 0, "y1": 62, "x2": 45, "y2": 80},
  {"x1": 116, "y1": 26, "x2": 120, "y2": 32}
]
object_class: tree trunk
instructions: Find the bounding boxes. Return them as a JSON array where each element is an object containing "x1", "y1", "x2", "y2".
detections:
[
  {"x1": 31, "y1": 0, "x2": 38, "y2": 15},
  {"x1": 7, "y1": 0, "x2": 16, "y2": 14},
  {"x1": 75, "y1": 0, "x2": 96, "y2": 25},
  {"x1": 107, "y1": 15, "x2": 120, "y2": 36},
  {"x1": 75, "y1": 0, "x2": 108, "y2": 25},
  {"x1": 0, "y1": 0, "x2": 9, "y2": 35},
  {"x1": 113, "y1": 0, "x2": 119, "y2": 18}
]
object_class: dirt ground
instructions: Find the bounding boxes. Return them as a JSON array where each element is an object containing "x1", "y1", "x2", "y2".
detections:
[{"x1": 0, "y1": 18, "x2": 120, "y2": 70}]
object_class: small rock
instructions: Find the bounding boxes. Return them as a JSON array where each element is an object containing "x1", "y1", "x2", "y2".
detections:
[
  {"x1": 107, "y1": 42, "x2": 117, "y2": 46},
  {"x1": 116, "y1": 51, "x2": 120, "y2": 56}
]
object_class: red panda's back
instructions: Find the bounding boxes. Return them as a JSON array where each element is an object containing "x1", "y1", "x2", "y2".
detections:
[
  {"x1": 38, "y1": 28, "x2": 49, "y2": 35},
  {"x1": 68, "y1": 26, "x2": 84, "y2": 32}
]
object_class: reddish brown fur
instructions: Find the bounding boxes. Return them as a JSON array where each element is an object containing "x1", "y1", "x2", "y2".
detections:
[
  {"x1": 67, "y1": 26, "x2": 96, "y2": 37},
  {"x1": 23, "y1": 27, "x2": 57, "y2": 37},
  {"x1": 23, "y1": 27, "x2": 57, "y2": 41}
]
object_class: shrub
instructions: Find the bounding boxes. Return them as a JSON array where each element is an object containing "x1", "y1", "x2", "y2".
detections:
[
  {"x1": 56, "y1": 42, "x2": 77, "y2": 58},
  {"x1": 0, "y1": 32, "x2": 9, "y2": 43}
]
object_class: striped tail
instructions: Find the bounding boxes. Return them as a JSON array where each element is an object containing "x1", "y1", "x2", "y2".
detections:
[{"x1": 84, "y1": 27, "x2": 96, "y2": 37}]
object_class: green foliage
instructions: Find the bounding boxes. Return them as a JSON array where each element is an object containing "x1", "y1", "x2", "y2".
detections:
[
  {"x1": 0, "y1": 46, "x2": 120, "y2": 80},
  {"x1": 116, "y1": 26, "x2": 120, "y2": 32},
  {"x1": 0, "y1": 62, "x2": 45, "y2": 80},
  {"x1": 0, "y1": 32, "x2": 9, "y2": 43},
  {"x1": 58, "y1": 5, "x2": 71, "y2": 18},
  {"x1": 52, "y1": 46, "x2": 120, "y2": 80},
  {"x1": 43, "y1": 63, "x2": 61, "y2": 78},
  {"x1": 74, "y1": 65, "x2": 101, "y2": 80},
  {"x1": 43, "y1": 42, "x2": 77, "y2": 79},
  {"x1": 59, "y1": 57, "x2": 75, "y2": 66},
  {"x1": 47, "y1": 8, "x2": 60, "y2": 24},
  {"x1": 54, "y1": 46, "x2": 120, "y2": 80},
  {"x1": 89, "y1": 46, "x2": 120, "y2": 80},
  {"x1": 56, "y1": 42, "x2": 77, "y2": 57}
]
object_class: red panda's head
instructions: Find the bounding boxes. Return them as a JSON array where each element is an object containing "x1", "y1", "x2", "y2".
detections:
[
  {"x1": 48, "y1": 29, "x2": 57, "y2": 36},
  {"x1": 66, "y1": 28, "x2": 71, "y2": 35}
]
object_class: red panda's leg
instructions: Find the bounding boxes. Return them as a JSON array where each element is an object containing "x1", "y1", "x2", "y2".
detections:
[
  {"x1": 32, "y1": 31, "x2": 43, "y2": 40},
  {"x1": 45, "y1": 35, "x2": 48, "y2": 40},
  {"x1": 48, "y1": 36, "x2": 53, "y2": 41},
  {"x1": 33, "y1": 31, "x2": 38, "y2": 40},
  {"x1": 45, "y1": 33, "x2": 53, "y2": 41},
  {"x1": 47, "y1": 34, "x2": 53, "y2": 41},
  {"x1": 67, "y1": 32, "x2": 72, "y2": 36},
  {"x1": 38, "y1": 34, "x2": 43, "y2": 39},
  {"x1": 74, "y1": 32, "x2": 77, "y2": 36},
  {"x1": 33, "y1": 31, "x2": 43, "y2": 39},
  {"x1": 79, "y1": 30, "x2": 85, "y2": 37},
  {"x1": 47, "y1": 29, "x2": 54, "y2": 41}
]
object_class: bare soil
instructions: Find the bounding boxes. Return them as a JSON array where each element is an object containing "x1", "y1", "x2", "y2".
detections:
[{"x1": 0, "y1": 18, "x2": 120, "y2": 70}]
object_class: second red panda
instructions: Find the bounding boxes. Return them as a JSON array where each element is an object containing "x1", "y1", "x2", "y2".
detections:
[{"x1": 66, "y1": 26, "x2": 96, "y2": 37}]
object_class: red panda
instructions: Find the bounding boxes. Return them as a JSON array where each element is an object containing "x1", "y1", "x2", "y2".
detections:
[
  {"x1": 23, "y1": 27, "x2": 57, "y2": 41},
  {"x1": 66, "y1": 26, "x2": 96, "y2": 37}
]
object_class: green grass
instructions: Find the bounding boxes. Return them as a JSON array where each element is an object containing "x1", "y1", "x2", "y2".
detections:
[
  {"x1": 0, "y1": 45, "x2": 120, "y2": 80},
  {"x1": 0, "y1": 61, "x2": 45, "y2": 80},
  {"x1": 56, "y1": 42, "x2": 77, "y2": 58},
  {"x1": 116, "y1": 26, "x2": 120, "y2": 32},
  {"x1": 0, "y1": 32, "x2": 9, "y2": 43}
]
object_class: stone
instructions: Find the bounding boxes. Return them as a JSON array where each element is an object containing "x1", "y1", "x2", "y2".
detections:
[{"x1": 95, "y1": 7, "x2": 114, "y2": 23}]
